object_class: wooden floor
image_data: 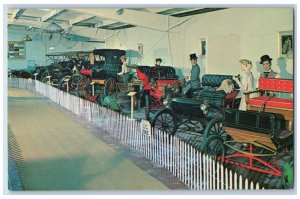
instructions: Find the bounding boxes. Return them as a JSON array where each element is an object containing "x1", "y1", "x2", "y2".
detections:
[{"x1": 8, "y1": 88, "x2": 169, "y2": 191}]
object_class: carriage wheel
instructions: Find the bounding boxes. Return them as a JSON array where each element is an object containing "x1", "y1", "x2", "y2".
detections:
[
  {"x1": 152, "y1": 109, "x2": 178, "y2": 135},
  {"x1": 203, "y1": 116, "x2": 226, "y2": 140},
  {"x1": 104, "y1": 78, "x2": 118, "y2": 97},
  {"x1": 77, "y1": 78, "x2": 90, "y2": 98},
  {"x1": 200, "y1": 135, "x2": 225, "y2": 158}
]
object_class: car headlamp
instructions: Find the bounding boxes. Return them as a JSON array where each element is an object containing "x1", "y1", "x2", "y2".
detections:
[
  {"x1": 171, "y1": 85, "x2": 180, "y2": 95},
  {"x1": 200, "y1": 99, "x2": 209, "y2": 115},
  {"x1": 163, "y1": 94, "x2": 172, "y2": 107}
]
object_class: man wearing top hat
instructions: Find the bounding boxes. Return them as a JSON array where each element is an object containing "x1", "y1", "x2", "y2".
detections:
[
  {"x1": 183, "y1": 53, "x2": 201, "y2": 97},
  {"x1": 259, "y1": 55, "x2": 278, "y2": 78},
  {"x1": 155, "y1": 58, "x2": 162, "y2": 67}
]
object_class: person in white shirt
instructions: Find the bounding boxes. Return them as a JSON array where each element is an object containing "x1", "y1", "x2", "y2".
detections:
[
  {"x1": 233, "y1": 59, "x2": 255, "y2": 111},
  {"x1": 117, "y1": 55, "x2": 130, "y2": 84}
]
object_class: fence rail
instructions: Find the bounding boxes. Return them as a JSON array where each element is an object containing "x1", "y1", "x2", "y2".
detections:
[{"x1": 8, "y1": 78, "x2": 263, "y2": 190}]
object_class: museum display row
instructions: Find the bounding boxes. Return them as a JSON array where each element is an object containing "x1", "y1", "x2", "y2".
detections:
[{"x1": 8, "y1": 48, "x2": 294, "y2": 189}]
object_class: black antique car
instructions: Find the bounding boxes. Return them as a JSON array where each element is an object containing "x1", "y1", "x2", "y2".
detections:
[
  {"x1": 77, "y1": 49, "x2": 136, "y2": 102},
  {"x1": 8, "y1": 68, "x2": 32, "y2": 79},
  {"x1": 57, "y1": 51, "x2": 92, "y2": 92},
  {"x1": 151, "y1": 74, "x2": 240, "y2": 138}
]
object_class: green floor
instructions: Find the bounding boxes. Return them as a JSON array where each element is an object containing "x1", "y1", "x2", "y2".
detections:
[{"x1": 8, "y1": 88, "x2": 169, "y2": 191}]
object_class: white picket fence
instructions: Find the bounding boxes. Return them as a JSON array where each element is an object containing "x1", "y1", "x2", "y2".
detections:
[{"x1": 8, "y1": 78, "x2": 264, "y2": 190}]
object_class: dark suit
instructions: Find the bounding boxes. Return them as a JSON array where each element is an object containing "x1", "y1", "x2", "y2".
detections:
[{"x1": 190, "y1": 63, "x2": 201, "y2": 89}]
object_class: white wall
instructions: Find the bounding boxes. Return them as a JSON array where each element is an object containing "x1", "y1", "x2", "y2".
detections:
[
  {"x1": 117, "y1": 8, "x2": 293, "y2": 81},
  {"x1": 8, "y1": 31, "x2": 46, "y2": 70},
  {"x1": 112, "y1": 28, "x2": 181, "y2": 66},
  {"x1": 180, "y1": 8, "x2": 294, "y2": 81},
  {"x1": 8, "y1": 29, "x2": 105, "y2": 70}
]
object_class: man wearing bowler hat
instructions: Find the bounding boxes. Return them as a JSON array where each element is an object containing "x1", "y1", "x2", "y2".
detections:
[
  {"x1": 259, "y1": 55, "x2": 278, "y2": 78},
  {"x1": 183, "y1": 53, "x2": 201, "y2": 97}
]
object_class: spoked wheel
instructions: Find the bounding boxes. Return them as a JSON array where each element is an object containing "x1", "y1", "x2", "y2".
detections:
[
  {"x1": 200, "y1": 135, "x2": 225, "y2": 158},
  {"x1": 151, "y1": 109, "x2": 178, "y2": 135},
  {"x1": 203, "y1": 116, "x2": 226, "y2": 140},
  {"x1": 77, "y1": 78, "x2": 90, "y2": 98},
  {"x1": 104, "y1": 78, "x2": 119, "y2": 97}
]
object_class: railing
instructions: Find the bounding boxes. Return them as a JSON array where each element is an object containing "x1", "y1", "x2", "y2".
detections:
[{"x1": 8, "y1": 78, "x2": 264, "y2": 190}]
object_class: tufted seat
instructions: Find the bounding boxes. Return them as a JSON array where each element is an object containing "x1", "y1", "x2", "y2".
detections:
[
  {"x1": 201, "y1": 74, "x2": 239, "y2": 89},
  {"x1": 192, "y1": 74, "x2": 240, "y2": 108}
]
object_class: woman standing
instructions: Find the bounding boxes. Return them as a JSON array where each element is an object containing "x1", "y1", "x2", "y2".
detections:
[{"x1": 233, "y1": 59, "x2": 255, "y2": 111}]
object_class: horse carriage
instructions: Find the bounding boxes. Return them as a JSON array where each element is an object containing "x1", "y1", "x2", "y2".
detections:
[
  {"x1": 201, "y1": 77, "x2": 294, "y2": 188},
  {"x1": 150, "y1": 74, "x2": 240, "y2": 138}
]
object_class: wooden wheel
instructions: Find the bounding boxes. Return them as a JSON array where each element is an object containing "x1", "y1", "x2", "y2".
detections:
[
  {"x1": 104, "y1": 78, "x2": 118, "y2": 97},
  {"x1": 200, "y1": 135, "x2": 225, "y2": 158},
  {"x1": 77, "y1": 78, "x2": 90, "y2": 98},
  {"x1": 152, "y1": 109, "x2": 178, "y2": 135},
  {"x1": 203, "y1": 116, "x2": 226, "y2": 140}
]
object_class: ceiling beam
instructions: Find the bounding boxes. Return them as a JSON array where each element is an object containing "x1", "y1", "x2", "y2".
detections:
[
  {"x1": 14, "y1": 9, "x2": 26, "y2": 19},
  {"x1": 8, "y1": 19, "x2": 100, "y2": 39},
  {"x1": 9, "y1": 9, "x2": 26, "y2": 23},
  {"x1": 8, "y1": 9, "x2": 20, "y2": 23},
  {"x1": 71, "y1": 8, "x2": 180, "y2": 32},
  {"x1": 69, "y1": 14, "x2": 94, "y2": 26},
  {"x1": 41, "y1": 9, "x2": 65, "y2": 22}
]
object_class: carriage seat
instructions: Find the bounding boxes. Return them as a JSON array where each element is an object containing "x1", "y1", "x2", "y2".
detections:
[
  {"x1": 248, "y1": 78, "x2": 293, "y2": 121},
  {"x1": 150, "y1": 66, "x2": 178, "y2": 80},
  {"x1": 201, "y1": 74, "x2": 239, "y2": 88},
  {"x1": 193, "y1": 74, "x2": 240, "y2": 108},
  {"x1": 223, "y1": 109, "x2": 292, "y2": 150}
]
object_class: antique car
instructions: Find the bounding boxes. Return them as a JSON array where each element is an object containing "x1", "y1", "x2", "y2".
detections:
[
  {"x1": 136, "y1": 65, "x2": 183, "y2": 109},
  {"x1": 37, "y1": 51, "x2": 90, "y2": 88},
  {"x1": 77, "y1": 49, "x2": 136, "y2": 102},
  {"x1": 200, "y1": 78, "x2": 294, "y2": 188},
  {"x1": 103, "y1": 65, "x2": 184, "y2": 112},
  {"x1": 57, "y1": 51, "x2": 92, "y2": 92},
  {"x1": 149, "y1": 74, "x2": 240, "y2": 141},
  {"x1": 8, "y1": 68, "x2": 32, "y2": 79}
]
